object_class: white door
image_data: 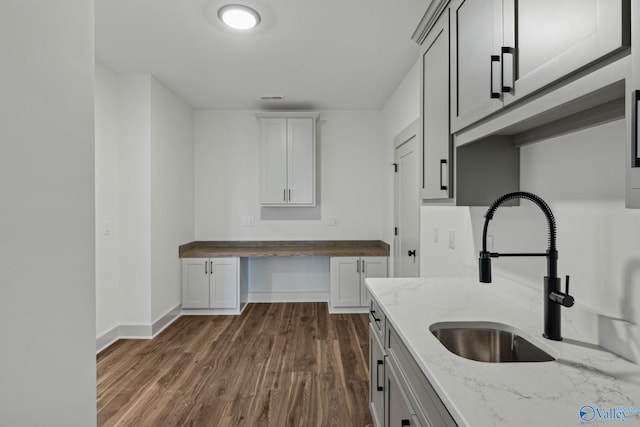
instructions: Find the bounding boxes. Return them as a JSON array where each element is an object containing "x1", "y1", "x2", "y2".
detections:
[
  {"x1": 210, "y1": 257, "x2": 238, "y2": 309},
  {"x1": 287, "y1": 118, "x2": 315, "y2": 205},
  {"x1": 330, "y1": 257, "x2": 361, "y2": 307},
  {"x1": 394, "y1": 124, "x2": 420, "y2": 278},
  {"x1": 181, "y1": 258, "x2": 210, "y2": 309}
]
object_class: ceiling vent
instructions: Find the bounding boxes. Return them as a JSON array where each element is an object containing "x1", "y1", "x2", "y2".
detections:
[{"x1": 260, "y1": 96, "x2": 284, "y2": 100}]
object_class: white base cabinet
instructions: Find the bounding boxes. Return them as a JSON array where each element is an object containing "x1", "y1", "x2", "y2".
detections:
[
  {"x1": 329, "y1": 256, "x2": 387, "y2": 312},
  {"x1": 181, "y1": 257, "x2": 248, "y2": 314}
]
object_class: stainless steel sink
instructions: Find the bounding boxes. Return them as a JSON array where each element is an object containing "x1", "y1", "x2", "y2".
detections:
[{"x1": 430, "y1": 322, "x2": 556, "y2": 363}]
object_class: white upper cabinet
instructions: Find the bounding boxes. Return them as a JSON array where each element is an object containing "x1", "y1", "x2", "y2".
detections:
[
  {"x1": 450, "y1": 0, "x2": 630, "y2": 132},
  {"x1": 258, "y1": 113, "x2": 318, "y2": 207}
]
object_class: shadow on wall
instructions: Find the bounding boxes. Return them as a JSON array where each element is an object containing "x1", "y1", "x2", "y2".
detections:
[{"x1": 596, "y1": 257, "x2": 640, "y2": 364}]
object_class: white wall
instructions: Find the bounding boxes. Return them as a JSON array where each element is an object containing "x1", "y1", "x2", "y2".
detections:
[
  {"x1": 150, "y1": 78, "x2": 194, "y2": 322},
  {"x1": 381, "y1": 60, "x2": 420, "y2": 274},
  {"x1": 469, "y1": 119, "x2": 640, "y2": 326},
  {"x1": 118, "y1": 75, "x2": 153, "y2": 326},
  {"x1": 95, "y1": 68, "x2": 194, "y2": 340},
  {"x1": 95, "y1": 62, "x2": 121, "y2": 338},
  {"x1": 0, "y1": 1, "x2": 96, "y2": 425},
  {"x1": 194, "y1": 110, "x2": 384, "y2": 240}
]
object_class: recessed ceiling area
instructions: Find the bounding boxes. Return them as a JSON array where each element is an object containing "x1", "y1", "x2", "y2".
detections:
[{"x1": 95, "y1": 0, "x2": 427, "y2": 110}]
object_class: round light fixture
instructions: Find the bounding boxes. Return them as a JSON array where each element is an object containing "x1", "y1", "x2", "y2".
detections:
[{"x1": 218, "y1": 4, "x2": 261, "y2": 30}]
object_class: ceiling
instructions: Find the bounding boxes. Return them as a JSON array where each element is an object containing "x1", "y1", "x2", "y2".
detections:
[{"x1": 95, "y1": 0, "x2": 428, "y2": 110}]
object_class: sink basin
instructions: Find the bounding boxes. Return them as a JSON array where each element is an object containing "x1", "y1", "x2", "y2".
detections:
[{"x1": 430, "y1": 322, "x2": 556, "y2": 363}]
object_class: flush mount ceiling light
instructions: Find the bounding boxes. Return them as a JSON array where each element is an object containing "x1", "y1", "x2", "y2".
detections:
[{"x1": 218, "y1": 4, "x2": 261, "y2": 30}]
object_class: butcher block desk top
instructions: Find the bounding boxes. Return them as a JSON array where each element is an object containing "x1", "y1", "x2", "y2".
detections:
[{"x1": 179, "y1": 240, "x2": 390, "y2": 258}]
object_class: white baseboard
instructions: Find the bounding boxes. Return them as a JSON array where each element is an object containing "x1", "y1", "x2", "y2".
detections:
[
  {"x1": 247, "y1": 291, "x2": 329, "y2": 303},
  {"x1": 96, "y1": 304, "x2": 182, "y2": 354}
]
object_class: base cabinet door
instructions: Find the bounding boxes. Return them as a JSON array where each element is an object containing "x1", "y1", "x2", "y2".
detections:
[
  {"x1": 210, "y1": 258, "x2": 239, "y2": 309},
  {"x1": 181, "y1": 258, "x2": 210, "y2": 309},
  {"x1": 386, "y1": 362, "x2": 421, "y2": 427},
  {"x1": 330, "y1": 256, "x2": 388, "y2": 310},
  {"x1": 370, "y1": 324, "x2": 386, "y2": 427},
  {"x1": 182, "y1": 257, "x2": 240, "y2": 311}
]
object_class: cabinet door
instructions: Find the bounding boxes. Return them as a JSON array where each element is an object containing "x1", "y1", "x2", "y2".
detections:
[
  {"x1": 370, "y1": 325, "x2": 386, "y2": 427},
  {"x1": 450, "y1": 0, "x2": 503, "y2": 132},
  {"x1": 181, "y1": 258, "x2": 210, "y2": 309},
  {"x1": 360, "y1": 257, "x2": 388, "y2": 308},
  {"x1": 330, "y1": 257, "x2": 361, "y2": 308},
  {"x1": 287, "y1": 118, "x2": 315, "y2": 205},
  {"x1": 421, "y1": 10, "x2": 451, "y2": 200},
  {"x1": 503, "y1": 0, "x2": 629, "y2": 106},
  {"x1": 386, "y1": 362, "x2": 421, "y2": 427},
  {"x1": 260, "y1": 118, "x2": 288, "y2": 205},
  {"x1": 210, "y1": 257, "x2": 238, "y2": 309},
  {"x1": 628, "y1": 0, "x2": 640, "y2": 207}
]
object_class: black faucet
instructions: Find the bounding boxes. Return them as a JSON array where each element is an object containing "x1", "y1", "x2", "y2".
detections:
[{"x1": 478, "y1": 191, "x2": 574, "y2": 341}]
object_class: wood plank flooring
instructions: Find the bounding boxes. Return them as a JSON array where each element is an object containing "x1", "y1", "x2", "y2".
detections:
[{"x1": 97, "y1": 303, "x2": 373, "y2": 427}]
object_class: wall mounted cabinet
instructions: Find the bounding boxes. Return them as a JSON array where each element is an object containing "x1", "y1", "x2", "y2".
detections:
[
  {"x1": 329, "y1": 256, "x2": 387, "y2": 312},
  {"x1": 257, "y1": 113, "x2": 318, "y2": 206},
  {"x1": 420, "y1": 8, "x2": 452, "y2": 200},
  {"x1": 181, "y1": 257, "x2": 248, "y2": 313},
  {"x1": 627, "y1": 1, "x2": 640, "y2": 208},
  {"x1": 450, "y1": 0, "x2": 630, "y2": 133}
]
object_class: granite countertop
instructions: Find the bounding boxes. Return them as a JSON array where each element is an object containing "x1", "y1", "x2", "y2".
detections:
[
  {"x1": 179, "y1": 240, "x2": 390, "y2": 258},
  {"x1": 365, "y1": 275, "x2": 640, "y2": 427}
]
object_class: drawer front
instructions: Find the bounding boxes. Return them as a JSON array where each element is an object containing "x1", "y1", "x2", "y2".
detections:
[
  {"x1": 387, "y1": 323, "x2": 457, "y2": 427},
  {"x1": 369, "y1": 298, "x2": 385, "y2": 342},
  {"x1": 369, "y1": 324, "x2": 386, "y2": 427}
]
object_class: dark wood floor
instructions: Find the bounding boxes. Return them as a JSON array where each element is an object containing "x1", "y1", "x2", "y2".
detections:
[{"x1": 97, "y1": 302, "x2": 373, "y2": 427}]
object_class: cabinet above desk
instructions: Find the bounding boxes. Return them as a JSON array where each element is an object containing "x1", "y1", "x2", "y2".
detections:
[{"x1": 179, "y1": 240, "x2": 390, "y2": 258}]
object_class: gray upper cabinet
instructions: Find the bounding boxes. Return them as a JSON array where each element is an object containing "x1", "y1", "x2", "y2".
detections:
[
  {"x1": 420, "y1": 8, "x2": 452, "y2": 200},
  {"x1": 450, "y1": 0, "x2": 630, "y2": 133},
  {"x1": 502, "y1": 0, "x2": 630, "y2": 106},
  {"x1": 450, "y1": 0, "x2": 503, "y2": 132}
]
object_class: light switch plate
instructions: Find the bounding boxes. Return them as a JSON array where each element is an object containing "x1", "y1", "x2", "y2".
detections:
[{"x1": 325, "y1": 216, "x2": 339, "y2": 226}]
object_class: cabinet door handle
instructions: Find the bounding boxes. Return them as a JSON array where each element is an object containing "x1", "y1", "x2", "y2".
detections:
[
  {"x1": 376, "y1": 360, "x2": 384, "y2": 391},
  {"x1": 356, "y1": 260, "x2": 360, "y2": 273},
  {"x1": 362, "y1": 260, "x2": 365, "y2": 274},
  {"x1": 633, "y1": 90, "x2": 640, "y2": 167},
  {"x1": 490, "y1": 55, "x2": 500, "y2": 99},
  {"x1": 401, "y1": 420, "x2": 410, "y2": 427},
  {"x1": 440, "y1": 159, "x2": 447, "y2": 191},
  {"x1": 288, "y1": 189, "x2": 291, "y2": 202},
  {"x1": 210, "y1": 261, "x2": 213, "y2": 274},
  {"x1": 205, "y1": 261, "x2": 207, "y2": 275},
  {"x1": 501, "y1": 46, "x2": 514, "y2": 93},
  {"x1": 370, "y1": 310, "x2": 381, "y2": 323},
  {"x1": 284, "y1": 189, "x2": 287, "y2": 202}
]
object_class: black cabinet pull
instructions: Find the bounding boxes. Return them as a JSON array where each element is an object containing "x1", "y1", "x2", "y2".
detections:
[
  {"x1": 283, "y1": 189, "x2": 286, "y2": 202},
  {"x1": 376, "y1": 360, "x2": 384, "y2": 391},
  {"x1": 205, "y1": 261, "x2": 207, "y2": 275},
  {"x1": 288, "y1": 189, "x2": 291, "y2": 201},
  {"x1": 501, "y1": 46, "x2": 514, "y2": 93},
  {"x1": 401, "y1": 420, "x2": 410, "y2": 427},
  {"x1": 370, "y1": 310, "x2": 381, "y2": 323},
  {"x1": 440, "y1": 159, "x2": 447, "y2": 191},
  {"x1": 633, "y1": 90, "x2": 640, "y2": 167},
  {"x1": 408, "y1": 250, "x2": 416, "y2": 257},
  {"x1": 490, "y1": 55, "x2": 500, "y2": 99},
  {"x1": 362, "y1": 260, "x2": 365, "y2": 274}
]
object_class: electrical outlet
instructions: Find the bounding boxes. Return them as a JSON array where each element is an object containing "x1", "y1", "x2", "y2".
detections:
[
  {"x1": 449, "y1": 230, "x2": 455, "y2": 249},
  {"x1": 241, "y1": 216, "x2": 255, "y2": 226},
  {"x1": 433, "y1": 227, "x2": 439, "y2": 243},
  {"x1": 325, "y1": 216, "x2": 339, "y2": 226}
]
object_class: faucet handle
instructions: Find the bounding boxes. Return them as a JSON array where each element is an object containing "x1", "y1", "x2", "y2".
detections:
[{"x1": 561, "y1": 275, "x2": 574, "y2": 307}]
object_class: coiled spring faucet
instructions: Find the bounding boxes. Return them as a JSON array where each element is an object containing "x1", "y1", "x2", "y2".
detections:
[{"x1": 478, "y1": 191, "x2": 574, "y2": 341}]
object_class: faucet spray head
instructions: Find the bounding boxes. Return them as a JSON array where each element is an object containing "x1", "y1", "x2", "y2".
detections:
[{"x1": 479, "y1": 251, "x2": 492, "y2": 283}]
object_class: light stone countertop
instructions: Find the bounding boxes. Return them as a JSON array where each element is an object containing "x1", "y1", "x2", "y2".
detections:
[{"x1": 365, "y1": 275, "x2": 640, "y2": 427}]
